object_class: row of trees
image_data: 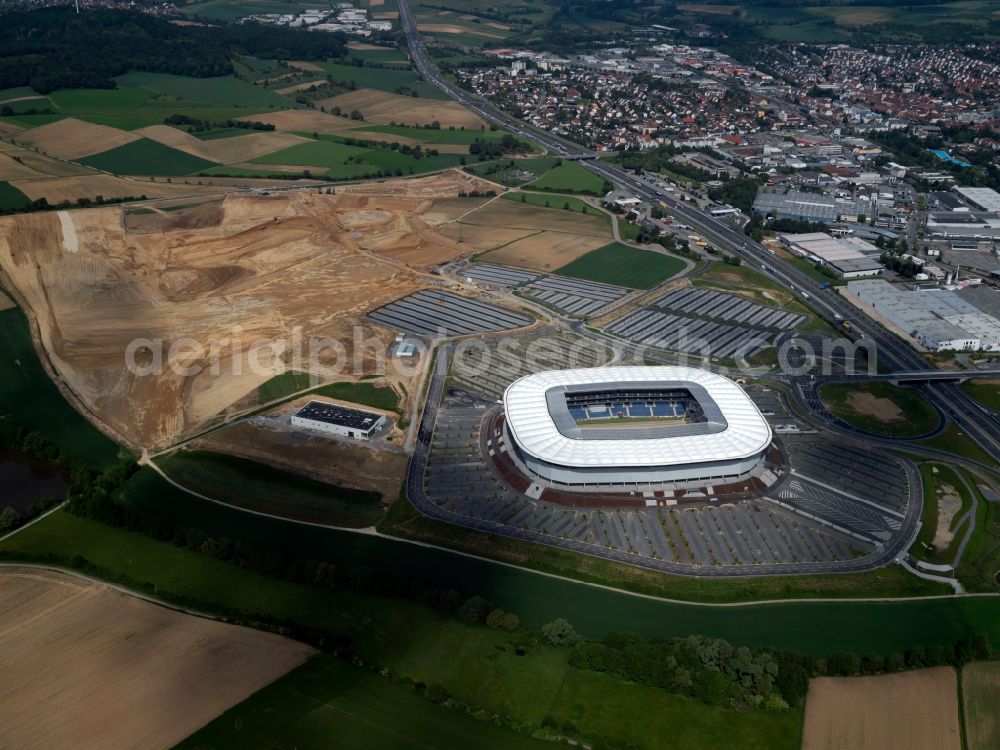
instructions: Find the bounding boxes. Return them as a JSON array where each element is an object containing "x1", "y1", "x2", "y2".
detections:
[{"x1": 164, "y1": 114, "x2": 275, "y2": 133}]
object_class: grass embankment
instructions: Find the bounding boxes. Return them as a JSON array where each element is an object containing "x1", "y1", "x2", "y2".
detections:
[
  {"x1": 0, "y1": 306, "x2": 119, "y2": 468},
  {"x1": 174, "y1": 653, "x2": 560, "y2": 750},
  {"x1": 254, "y1": 371, "x2": 400, "y2": 412},
  {"x1": 818, "y1": 382, "x2": 940, "y2": 438},
  {"x1": 555, "y1": 242, "x2": 686, "y2": 289},
  {"x1": 527, "y1": 161, "x2": 607, "y2": 196},
  {"x1": 501, "y1": 190, "x2": 603, "y2": 216},
  {"x1": 918, "y1": 424, "x2": 999, "y2": 469},
  {"x1": 912, "y1": 464, "x2": 971, "y2": 565},
  {"x1": 378, "y1": 496, "x2": 951, "y2": 605},
  {"x1": 157, "y1": 451, "x2": 385, "y2": 527},
  {"x1": 4, "y1": 507, "x2": 995, "y2": 655},
  {"x1": 962, "y1": 379, "x2": 1000, "y2": 412}
]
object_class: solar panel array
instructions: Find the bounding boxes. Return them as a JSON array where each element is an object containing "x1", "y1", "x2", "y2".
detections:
[{"x1": 368, "y1": 290, "x2": 532, "y2": 337}]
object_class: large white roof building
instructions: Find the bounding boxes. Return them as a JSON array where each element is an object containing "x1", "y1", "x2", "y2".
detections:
[{"x1": 502, "y1": 366, "x2": 772, "y2": 488}]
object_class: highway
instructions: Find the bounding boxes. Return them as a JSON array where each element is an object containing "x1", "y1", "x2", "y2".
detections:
[{"x1": 398, "y1": 0, "x2": 1000, "y2": 463}]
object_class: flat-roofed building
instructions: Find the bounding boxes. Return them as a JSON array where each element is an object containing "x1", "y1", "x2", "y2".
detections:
[
  {"x1": 955, "y1": 187, "x2": 1000, "y2": 213},
  {"x1": 291, "y1": 400, "x2": 387, "y2": 440},
  {"x1": 780, "y1": 232, "x2": 884, "y2": 279},
  {"x1": 848, "y1": 279, "x2": 1000, "y2": 352}
]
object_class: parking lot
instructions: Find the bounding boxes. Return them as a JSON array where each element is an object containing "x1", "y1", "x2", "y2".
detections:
[
  {"x1": 460, "y1": 262, "x2": 630, "y2": 317},
  {"x1": 520, "y1": 276, "x2": 630, "y2": 317},
  {"x1": 604, "y1": 287, "x2": 806, "y2": 361},
  {"x1": 367, "y1": 289, "x2": 533, "y2": 337},
  {"x1": 450, "y1": 331, "x2": 614, "y2": 401},
  {"x1": 419, "y1": 356, "x2": 890, "y2": 570}
]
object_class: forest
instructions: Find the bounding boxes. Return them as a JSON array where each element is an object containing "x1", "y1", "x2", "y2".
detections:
[{"x1": 0, "y1": 7, "x2": 347, "y2": 93}]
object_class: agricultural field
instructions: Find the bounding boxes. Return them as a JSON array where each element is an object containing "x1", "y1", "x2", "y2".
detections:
[
  {"x1": 678, "y1": 1, "x2": 1000, "y2": 43},
  {"x1": 555, "y1": 242, "x2": 686, "y2": 289},
  {"x1": 0, "y1": 567, "x2": 314, "y2": 750},
  {"x1": 248, "y1": 135, "x2": 464, "y2": 178},
  {"x1": 0, "y1": 170, "x2": 485, "y2": 449},
  {"x1": 136, "y1": 125, "x2": 313, "y2": 164},
  {"x1": 482, "y1": 231, "x2": 610, "y2": 272},
  {"x1": 115, "y1": 71, "x2": 293, "y2": 108},
  {"x1": 528, "y1": 161, "x2": 609, "y2": 196},
  {"x1": 79, "y1": 138, "x2": 217, "y2": 176},
  {"x1": 175, "y1": 653, "x2": 559, "y2": 750},
  {"x1": 963, "y1": 661, "x2": 1000, "y2": 750},
  {"x1": 0, "y1": 181, "x2": 31, "y2": 211},
  {"x1": 157, "y1": 450, "x2": 386, "y2": 527},
  {"x1": 801, "y1": 668, "x2": 961, "y2": 750},
  {"x1": 819, "y1": 382, "x2": 940, "y2": 438},
  {"x1": 318, "y1": 89, "x2": 484, "y2": 129},
  {"x1": 314, "y1": 61, "x2": 447, "y2": 100},
  {"x1": 13, "y1": 117, "x2": 141, "y2": 160}
]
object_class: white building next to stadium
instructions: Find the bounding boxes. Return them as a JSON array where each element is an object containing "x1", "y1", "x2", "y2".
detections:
[{"x1": 502, "y1": 366, "x2": 773, "y2": 489}]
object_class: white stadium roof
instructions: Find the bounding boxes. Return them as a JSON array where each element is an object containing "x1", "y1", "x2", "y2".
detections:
[{"x1": 503, "y1": 366, "x2": 772, "y2": 469}]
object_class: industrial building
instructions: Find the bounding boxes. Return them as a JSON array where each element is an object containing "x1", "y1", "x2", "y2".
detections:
[
  {"x1": 752, "y1": 189, "x2": 877, "y2": 224},
  {"x1": 502, "y1": 366, "x2": 772, "y2": 489},
  {"x1": 780, "y1": 232, "x2": 884, "y2": 279},
  {"x1": 847, "y1": 279, "x2": 1000, "y2": 352},
  {"x1": 954, "y1": 187, "x2": 1000, "y2": 213},
  {"x1": 925, "y1": 211, "x2": 1000, "y2": 240},
  {"x1": 291, "y1": 400, "x2": 387, "y2": 440}
]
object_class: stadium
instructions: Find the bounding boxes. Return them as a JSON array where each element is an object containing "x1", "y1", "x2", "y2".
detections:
[{"x1": 501, "y1": 366, "x2": 773, "y2": 490}]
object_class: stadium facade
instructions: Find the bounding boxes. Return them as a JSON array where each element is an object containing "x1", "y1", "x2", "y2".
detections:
[{"x1": 502, "y1": 366, "x2": 772, "y2": 489}]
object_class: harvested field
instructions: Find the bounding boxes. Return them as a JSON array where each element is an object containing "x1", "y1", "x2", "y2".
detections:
[
  {"x1": 439, "y1": 222, "x2": 535, "y2": 252},
  {"x1": 417, "y1": 23, "x2": 504, "y2": 38},
  {"x1": 1, "y1": 146, "x2": 94, "y2": 178},
  {"x1": 137, "y1": 125, "x2": 313, "y2": 164},
  {"x1": 963, "y1": 661, "x2": 1000, "y2": 750},
  {"x1": 195, "y1": 420, "x2": 408, "y2": 500},
  {"x1": 275, "y1": 80, "x2": 326, "y2": 95},
  {"x1": 318, "y1": 89, "x2": 486, "y2": 129},
  {"x1": 10, "y1": 174, "x2": 219, "y2": 204},
  {"x1": 802, "y1": 668, "x2": 961, "y2": 750},
  {"x1": 0, "y1": 567, "x2": 314, "y2": 750},
  {"x1": 14, "y1": 117, "x2": 141, "y2": 160},
  {"x1": 479, "y1": 230, "x2": 608, "y2": 272},
  {"x1": 237, "y1": 108, "x2": 366, "y2": 135},
  {"x1": 0, "y1": 172, "x2": 483, "y2": 448},
  {"x1": 288, "y1": 60, "x2": 325, "y2": 72},
  {"x1": 459, "y1": 198, "x2": 612, "y2": 237},
  {"x1": 373, "y1": 10, "x2": 398, "y2": 19}
]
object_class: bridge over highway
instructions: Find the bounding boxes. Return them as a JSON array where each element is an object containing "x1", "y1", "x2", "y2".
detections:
[{"x1": 824, "y1": 369, "x2": 1000, "y2": 384}]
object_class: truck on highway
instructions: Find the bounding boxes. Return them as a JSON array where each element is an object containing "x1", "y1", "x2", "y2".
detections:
[{"x1": 819, "y1": 281, "x2": 831, "y2": 289}]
